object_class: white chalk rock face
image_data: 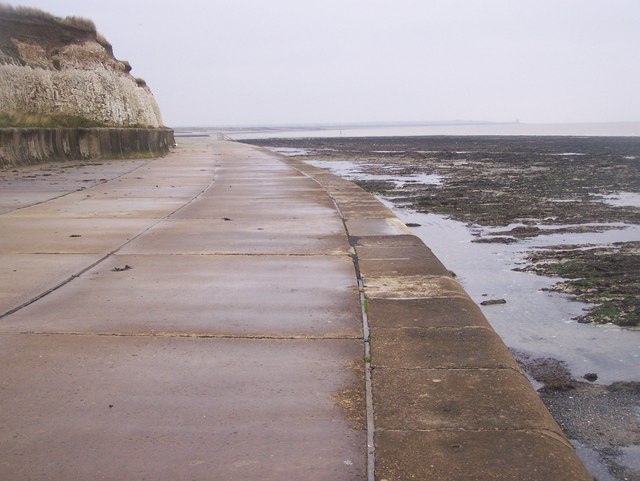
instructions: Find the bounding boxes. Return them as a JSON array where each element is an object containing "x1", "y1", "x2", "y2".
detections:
[{"x1": 0, "y1": 9, "x2": 164, "y2": 128}]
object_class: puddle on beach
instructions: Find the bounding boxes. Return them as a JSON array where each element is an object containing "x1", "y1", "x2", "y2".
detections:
[
  {"x1": 305, "y1": 159, "x2": 443, "y2": 188},
  {"x1": 573, "y1": 442, "x2": 640, "y2": 481},
  {"x1": 269, "y1": 147, "x2": 311, "y2": 157},
  {"x1": 304, "y1": 158, "x2": 640, "y2": 385},
  {"x1": 595, "y1": 192, "x2": 640, "y2": 208},
  {"x1": 388, "y1": 206, "x2": 640, "y2": 385},
  {"x1": 572, "y1": 441, "x2": 618, "y2": 481},
  {"x1": 277, "y1": 152, "x2": 445, "y2": 188}
]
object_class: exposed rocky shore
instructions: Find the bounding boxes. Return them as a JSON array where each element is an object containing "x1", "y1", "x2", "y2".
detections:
[
  {"x1": 243, "y1": 135, "x2": 640, "y2": 481},
  {"x1": 245, "y1": 136, "x2": 639, "y2": 327}
]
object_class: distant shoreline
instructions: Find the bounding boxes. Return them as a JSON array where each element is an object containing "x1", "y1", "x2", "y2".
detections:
[{"x1": 175, "y1": 121, "x2": 640, "y2": 140}]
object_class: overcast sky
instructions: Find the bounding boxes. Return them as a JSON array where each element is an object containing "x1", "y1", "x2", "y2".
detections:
[{"x1": 9, "y1": 0, "x2": 640, "y2": 127}]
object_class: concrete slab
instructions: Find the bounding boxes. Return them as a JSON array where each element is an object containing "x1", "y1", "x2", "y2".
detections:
[
  {"x1": 203, "y1": 188, "x2": 329, "y2": 205},
  {"x1": 4, "y1": 196, "x2": 188, "y2": 219},
  {"x1": 0, "y1": 334, "x2": 366, "y2": 481},
  {"x1": 352, "y1": 234, "x2": 425, "y2": 248},
  {"x1": 121, "y1": 217, "x2": 349, "y2": 255},
  {"x1": 375, "y1": 430, "x2": 592, "y2": 481},
  {"x1": 85, "y1": 182, "x2": 209, "y2": 199},
  {"x1": 1, "y1": 254, "x2": 362, "y2": 337},
  {"x1": 366, "y1": 297, "x2": 491, "y2": 329},
  {"x1": 130, "y1": 164, "x2": 216, "y2": 173},
  {"x1": 358, "y1": 253, "x2": 451, "y2": 277},
  {"x1": 373, "y1": 368, "x2": 562, "y2": 433},
  {"x1": 333, "y1": 198, "x2": 395, "y2": 219},
  {"x1": 0, "y1": 254, "x2": 102, "y2": 315},
  {"x1": 173, "y1": 196, "x2": 337, "y2": 219},
  {"x1": 343, "y1": 208, "x2": 396, "y2": 220},
  {"x1": 123, "y1": 161, "x2": 217, "y2": 172},
  {"x1": 214, "y1": 174, "x2": 317, "y2": 184},
  {"x1": 0, "y1": 218, "x2": 157, "y2": 254},
  {"x1": 356, "y1": 244, "x2": 443, "y2": 261},
  {"x1": 0, "y1": 158, "x2": 151, "y2": 191},
  {"x1": 346, "y1": 217, "x2": 412, "y2": 237},
  {"x1": 0, "y1": 191, "x2": 69, "y2": 213},
  {"x1": 209, "y1": 187, "x2": 326, "y2": 199},
  {"x1": 370, "y1": 327, "x2": 519, "y2": 369},
  {"x1": 0, "y1": 158, "x2": 154, "y2": 213},
  {"x1": 216, "y1": 165, "x2": 293, "y2": 173},
  {"x1": 213, "y1": 168, "x2": 322, "y2": 181},
  {"x1": 362, "y1": 274, "x2": 468, "y2": 299}
]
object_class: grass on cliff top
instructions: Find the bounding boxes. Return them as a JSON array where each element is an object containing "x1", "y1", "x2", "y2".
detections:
[
  {"x1": 0, "y1": 4, "x2": 96, "y2": 32},
  {"x1": 0, "y1": 4, "x2": 111, "y2": 51}
]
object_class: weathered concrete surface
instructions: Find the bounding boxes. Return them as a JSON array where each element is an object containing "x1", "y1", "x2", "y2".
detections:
[
  {"x1": 0, "y1": 139, "x2": 365, "y2": 480},
  {"x1": 0, "y1": 253, "x2": 101, "y2": 313},
  {"x1": 286, "y1": 152, "x2": 593, "y2": 481},
  {"x1": 0, "y1": 138, "x2": 592, "y2": 480},
  {"x1": 375, "y1": 431, "x2": 591, "y2": 481},
  {"x1": 0, "y1": 128, "x2": 175, "y2": 167},
  {"x1": 3, "y1": 254, "x2": 360, "y2": 337},
  {"x1": 0, "y1": 334, "x2": 362, "y2": 480}
]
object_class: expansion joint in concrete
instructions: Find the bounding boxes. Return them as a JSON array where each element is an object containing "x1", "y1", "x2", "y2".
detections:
[
  {"x1": 290, "y1": 163, "x2": 376, "y2": 481},
  {"x1": 2, "y1": 156, "x2": 158, "y2": 215},
  {"x1": 8, "y1": 331, "x2": 362, "y2": 341},
  {"x1": 130, "y1": 252, "x2": 348, "y2": 258},
  {"x1": 0, "y1": 155, "x2": 219, "y2": 321}
]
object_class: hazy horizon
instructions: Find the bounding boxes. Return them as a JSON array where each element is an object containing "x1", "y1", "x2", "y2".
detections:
[
  {"x1": 9, "y1": 0, "x2": 640, "y2": 128},
  {"x1": 174, "y1": 119, "x2": 640, "y2": 129}
]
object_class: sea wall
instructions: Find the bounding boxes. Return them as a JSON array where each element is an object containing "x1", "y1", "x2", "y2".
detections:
[
  {"x1": 0, "y1": 128, "x2": 175, "y2": 167},
  {"x1": 283, "y1": 152, "x2": 593, "y2": 481}
]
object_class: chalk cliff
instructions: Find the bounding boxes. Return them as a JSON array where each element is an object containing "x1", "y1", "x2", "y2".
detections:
[{"x1": 0, "y1": 5, "x2": 163, "y2": 128}]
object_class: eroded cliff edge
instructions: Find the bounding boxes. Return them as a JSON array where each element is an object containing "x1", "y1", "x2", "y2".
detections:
[
  {"x1": 0, "y1": 5, "x2": 174, "y2": 167},
  {"x1": 0, "y1": 5, "x2": 163, "y2": 128}
]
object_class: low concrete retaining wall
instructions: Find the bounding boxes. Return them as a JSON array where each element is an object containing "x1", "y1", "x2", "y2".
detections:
[
  {"x1": 284, "y1": 154, "x2": 592, "y2": 481},
  {"x1": 0, "y1": 128, "x2": 175, "y2": 168}
]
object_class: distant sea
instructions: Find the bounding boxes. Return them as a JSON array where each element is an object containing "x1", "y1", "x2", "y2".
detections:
[{"x1": 221, "y1": 121, "x2": 640, "y2": 140}]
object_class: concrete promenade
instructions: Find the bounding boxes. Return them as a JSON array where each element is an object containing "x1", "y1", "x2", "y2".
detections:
[{"x1": 0, "y1": 138, "x2": 591, "y2": 480}]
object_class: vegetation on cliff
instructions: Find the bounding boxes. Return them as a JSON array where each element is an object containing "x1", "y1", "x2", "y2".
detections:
[{"x1": 0, "y1": 4, "x2": 163, "y2": 128}]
